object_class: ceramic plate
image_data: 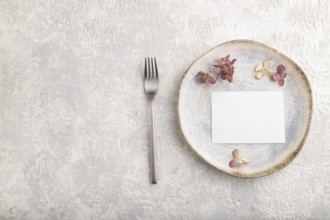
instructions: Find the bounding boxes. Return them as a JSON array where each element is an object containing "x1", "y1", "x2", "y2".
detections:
[{"x1": 178, "y1": 40, "x2": 312, "y2": 178}]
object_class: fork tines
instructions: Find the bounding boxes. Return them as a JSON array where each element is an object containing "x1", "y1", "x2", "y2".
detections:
[{"x1": 145, "y1": 57, "x2": 159, "y2": 79}]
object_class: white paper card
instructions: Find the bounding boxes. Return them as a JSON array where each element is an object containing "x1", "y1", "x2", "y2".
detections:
[{"x1": 212, "y1": 91, "x2": 285, "y2": 143}]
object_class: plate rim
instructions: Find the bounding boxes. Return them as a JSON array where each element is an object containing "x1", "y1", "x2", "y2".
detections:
[{"x1": 178, "y1": 39, "x2": 313, "y2": 178}]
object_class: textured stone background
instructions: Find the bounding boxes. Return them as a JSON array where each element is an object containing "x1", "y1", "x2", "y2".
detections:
[{"x1": 0, "y1": 0, "x2": 329, "y2": 219}]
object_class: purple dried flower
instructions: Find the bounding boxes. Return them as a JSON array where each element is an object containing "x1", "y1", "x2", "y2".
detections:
[
  {"x1": 272, "y1": 64, "x2": 287, "y2": 86},
  {"x1": 229, "y1": 149, "x2": 249, "y2": 168},
  {"x1": 196, "y1": 55, "x2": 236, "y2": 84}
]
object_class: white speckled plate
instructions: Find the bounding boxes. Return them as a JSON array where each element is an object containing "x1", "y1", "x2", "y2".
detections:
[{"x1": 178, "y1": 40, "x2": 312, "y2": 178}]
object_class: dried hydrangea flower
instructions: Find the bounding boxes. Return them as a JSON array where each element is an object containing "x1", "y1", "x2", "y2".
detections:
[
  {"x1": 196, "y1": 55, "x2": 236, "y2": 84},
  {"x1": 213, "y1": 55, "x2": 237, "y2": 83},
  {"x1": 228, "y1": 149, "x2": 249, "y2": 168},
  {"x1": 196, "y1": 71, "x2": 216, "y2": 84},
  {"x1": 254, "y1": 59, "x2": 273, "y2": 79},
  {"x1": 272, "y1": 64, "x2": 287, "y2": 86},
  {"x1": 254, "y1": 59, "x2": 287, "y2": 86}
]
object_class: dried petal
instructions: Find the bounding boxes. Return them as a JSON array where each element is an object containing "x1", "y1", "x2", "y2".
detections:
[
  {"x1": 230, "y1": 59, "x2": 237, "y2": 65},
  {"x1": 208, "y1": 76, "x2": 216, "y2": 84},
  {"x1": 227, "y1": 70, "x2": 233, "y2": 82},
  {"x1": 277, "y1": 64, "x2": 286, "y2": 74},
  {"x1": 228, "y1": 68, "x2": 234, "y2": 76},
  {"x1": 229, "y1": 159, "x2": 239, "y2": 168},
  {"x1": 232, "y1": 149, "x2": 240, "y2": 158},
  {"x1": 222, "y1": 55, "x2": 230, "y2": 62},
  {"x1": 216, "y1": 55, "x2": 235, "y2": 68},
  {"x1": 281, "y1": 72, "x2": 287, "y2": 78},
  {"x1": 255, "y1": 71, "x2": 265, "y2": 80},
  {"x1": 278, "y1": 78, "x2": 285, "y2": 86},
  {"x1": 220, "y1": 70, "x2": 228, "y2": 80},
  {"x1": 196, "y1": 71, "x2": 208, "y2": 83},
  {"x1": 263, "y1": 59, "x2": 273, "y2": 69},
  {"x1": 272, "y1": 73, "x2": 280, "y2": 81},
  {"x1": 255, "y1": 64, "x2": 264, "y2": 72},
  {"x1": 227, "y1": 75, "x2": 233, "y2": 82}
]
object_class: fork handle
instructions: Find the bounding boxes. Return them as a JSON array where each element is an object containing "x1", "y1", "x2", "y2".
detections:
[{"x1": 149, "y1": 99, "x2": 157, "y2": 184}]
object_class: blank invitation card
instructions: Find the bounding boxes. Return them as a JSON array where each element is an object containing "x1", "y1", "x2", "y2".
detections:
[{"x1": 212, "y1": 91, "x2": 285, "y2": 143}]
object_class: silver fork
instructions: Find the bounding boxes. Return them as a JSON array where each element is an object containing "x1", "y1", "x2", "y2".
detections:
[{"x1": 144, "y1": 57, "x2": 159, "y2": 184}]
